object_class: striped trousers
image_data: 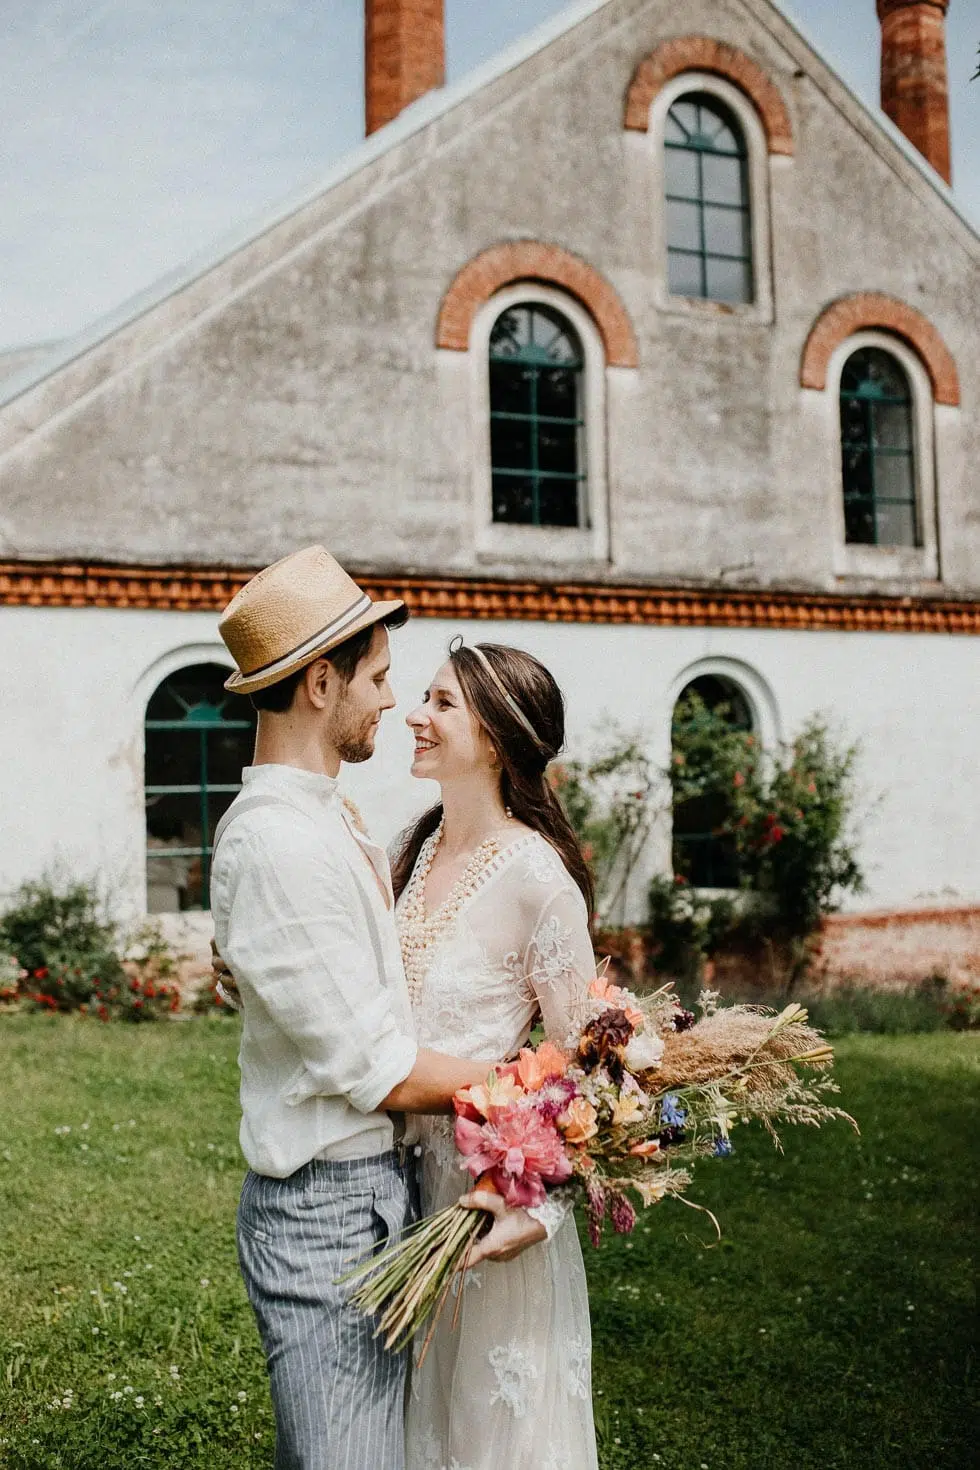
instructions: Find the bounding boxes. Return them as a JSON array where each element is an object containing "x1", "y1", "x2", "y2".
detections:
[{"x1": 237, "y1": 1151, "x2": 414, "y2": 1470}]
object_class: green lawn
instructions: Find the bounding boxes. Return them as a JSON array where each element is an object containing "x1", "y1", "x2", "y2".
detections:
[{"x1": 0, "y1": 1018, "x2": 975, "y2": 1470}]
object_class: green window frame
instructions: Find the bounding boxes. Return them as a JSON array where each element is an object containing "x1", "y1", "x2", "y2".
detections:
[
  {"x1": 840, "y1": 347, "x2": 918, "y2": 547},
  {"x1": 144, "y1": 664, "x2": 255, "y2": 912},
  {"x1": 664, "y1": 93, "x2": 753, "y2": 305},
  {"x1": 489, "y1": 303, "x2": 587, "y2": 528}
]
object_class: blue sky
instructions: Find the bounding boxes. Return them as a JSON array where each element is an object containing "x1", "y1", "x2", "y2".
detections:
[{"x1": 2, "y1": 0, "x2": 977, "y2": 351}]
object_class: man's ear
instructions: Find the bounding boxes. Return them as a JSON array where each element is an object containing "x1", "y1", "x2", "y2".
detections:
[{"x1": 304, "y1": 657, "x2": 337, "y2": 710}]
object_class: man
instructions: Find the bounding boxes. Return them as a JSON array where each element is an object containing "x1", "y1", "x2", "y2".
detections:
[{"x1": 211, "y1": 546, "x2": 543, "y2": 1470}]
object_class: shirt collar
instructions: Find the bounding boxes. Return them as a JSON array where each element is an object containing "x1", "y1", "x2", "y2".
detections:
[{"x1": 241, "y1": 763, "x2": 340, "y2": 803}]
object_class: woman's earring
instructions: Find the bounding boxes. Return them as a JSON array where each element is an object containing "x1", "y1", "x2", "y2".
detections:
[{"x1": 488, "y1": 750, "x2": 499, "y2": 770}]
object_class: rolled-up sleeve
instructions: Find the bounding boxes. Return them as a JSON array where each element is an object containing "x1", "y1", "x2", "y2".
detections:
[{"x1": 218, "y1": 819, "x2": 417, "y2": 1114}]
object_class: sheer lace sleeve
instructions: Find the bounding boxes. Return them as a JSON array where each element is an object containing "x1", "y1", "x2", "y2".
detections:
[
  {"x1": 523, "y1": 880, "x2": 595, "y2": 1050},
  {"x1": 523, "y1": 876, "x2": 595, "y2": 1239}
]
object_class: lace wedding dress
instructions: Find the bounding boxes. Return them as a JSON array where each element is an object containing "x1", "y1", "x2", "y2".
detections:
[{"x1": 398, "y1": 830, "x2": 599, "y2": 1470}]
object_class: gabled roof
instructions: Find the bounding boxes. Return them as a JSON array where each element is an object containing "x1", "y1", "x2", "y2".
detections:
[{"x1": 1, "y1": 0, "x2": 975, "y2": 413}]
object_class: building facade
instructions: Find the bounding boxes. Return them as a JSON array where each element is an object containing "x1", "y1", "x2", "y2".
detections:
[{"x1": 0, "y1": 0, "x2": 977, "y2": 937}]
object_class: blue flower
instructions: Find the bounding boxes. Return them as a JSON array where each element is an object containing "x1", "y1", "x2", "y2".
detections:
[
  {"x1": 713, "y1": 1137, "x2": 733, "y2": 1157},
  {"x1": 660, "y1": 1094, "x2": 687, "y2": 1128}
]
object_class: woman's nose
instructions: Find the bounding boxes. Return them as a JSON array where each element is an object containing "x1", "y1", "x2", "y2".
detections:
[{"x1": 406, "y1": 705, "x2": 425, "y2": 730}]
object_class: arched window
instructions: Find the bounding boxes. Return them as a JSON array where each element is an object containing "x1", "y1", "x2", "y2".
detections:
[
  {"x1": 671, "y1": 674, "x2": 753, "y2": 888},
  {"x1": 144, "y1": 664, "x2": 255, "y2": 912},
  {"x1": 839, "y1": 347, "x2": 917, "y2": 547},
  {"x1": 489, "y1": 303, "x2": 586, "y2": 528},
  {"x1": 665, "y1": 93, "x2": 752, "y2": 304}
]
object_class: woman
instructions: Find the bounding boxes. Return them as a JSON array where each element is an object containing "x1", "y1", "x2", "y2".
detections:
[{"x1": 393, "y1": 637, "x2": 598, "y2": 1470}]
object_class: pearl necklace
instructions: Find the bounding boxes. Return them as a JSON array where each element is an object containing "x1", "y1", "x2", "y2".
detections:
[{"x1": 398, "y1": 818, "x2": 509, "y2": 1008}]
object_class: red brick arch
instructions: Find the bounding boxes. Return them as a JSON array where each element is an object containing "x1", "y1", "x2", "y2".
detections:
[
  {"x1": 435, "y1": 241, "x2": 639, "y2": 368},
  {"x1": 624, "y1": 36, "x2": 794, "y2": 156},
  {"x1": 800, "y1": 293, "x2": 960, "y2": 406}
]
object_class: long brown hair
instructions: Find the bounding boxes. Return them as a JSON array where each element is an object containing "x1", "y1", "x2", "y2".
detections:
[{"x1": 390, "y1": 641, "x2": 594, "y2": 918}]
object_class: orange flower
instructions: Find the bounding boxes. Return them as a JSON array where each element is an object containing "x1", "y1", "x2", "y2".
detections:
[
  {"x1": 517, "y1": 1041, "x2": 569, "y2": 1092},
  {"x1": 629, "y1": 1139, "x2": 661, "y2": 1158},
  {"x1": 588, "y1": 972, "x2": 643, "y2": 1028},
  {"x1": 457, "y1": 1069, "x2": 526, "y2": 1121},
  {"x1": 559, "y1": 1097, "x2": 598, "y2": 1144}
]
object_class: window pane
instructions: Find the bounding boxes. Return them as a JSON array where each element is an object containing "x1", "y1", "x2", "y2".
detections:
[
  {"x1": 490, "y1": 414, "x2": 532, "y2": 470},
  {"x1": 703, "y1": 206, "x2": 749, "y2": 257},
  {"x1": 874, "y1": 452, "x2": 915, "y2": 504},
  {"x1": 536, "y1": 365, "x2": 578, "y2": 419},
  {"x1": 537, "y1": 423, "x2": 578, "y2": 475},
  {"x1": 145, "y1": 728, "x2": 200, "y2": 789},
  {"x1": 490, "y1": 362, "x2": 532, "y2": 416},
  {"x1": 668, "y1": 250, "x2": 704, "y2": 298},
  {"x1": 207, "y1": 727, "x2": 254, "y2": 787},
  {"x1": 840, "y1": 397, "x2": 870, "y2": 448},
  {"x1": 842, "y1": 444, "x2": 874, "y2": 498},
  {"x1": 874, "y1": 400, "x2": 912, "y2": 450},
  {"x1": 665, "y1": 146, "x2": 699, "y2": 198},
  {"x1": 492, "y1": 473, "x2": 535, "y2": 524},
  {"x1": 489, "y1": 308, "x2": 531, "y2": 358},
  {"x1": 875, "y1": 499, "x2": 917, "y2": 547},
  {"x1": 666, "y1": 198, "x2": 701, "y2": 251},
  {"x1": 668, "y1": 100, "x2": 698, "y2": 138},
  {"x1": 701, "y1": 152, "x2": 744, "y2": 206},
  {"x1": 705, "y1": 256, "x2": 752, "y2": 304},
  {"x1": 537, "y1": 478, "x2": 581, "y2": 528},
  {"x1": 843, "y1": 497, "x2": 876, "y2": 544}
]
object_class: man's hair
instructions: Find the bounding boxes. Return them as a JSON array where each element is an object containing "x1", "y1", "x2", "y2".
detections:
[{"x1": 249, "y1": 604, "x2": 408, "y2": 714}]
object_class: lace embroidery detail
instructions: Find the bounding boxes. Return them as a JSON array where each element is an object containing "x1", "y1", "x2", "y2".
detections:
[
  {"x1": 524, "y1": 839, "x2": 562, "y2": 884},
  {"x1": 488, "y1": 1340, "x2": 539, "y2": 1419},
  {"x1": 526, "y1": 1193, "x2": 568, "y2": 1241},
  {"x1": 530, "y1": 913, "x2": 576, "y2": 988},
  {"x1": 565, "y1": 1336, "x2": 590, "y2": 1400}
]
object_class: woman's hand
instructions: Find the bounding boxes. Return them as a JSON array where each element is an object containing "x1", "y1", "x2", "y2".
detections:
[{"x1": 457, "y1": 1189, "x2": 547, "y2": 1267}]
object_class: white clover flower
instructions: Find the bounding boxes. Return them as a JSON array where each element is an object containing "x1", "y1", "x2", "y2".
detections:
[
  {"x1": 199, "y1": 1278, "x2": 210, "y2": 1288},
  {"x1": 237, "y1": 1391, "x2": 247, "y2": 1402},
  {"x1": 135, "y1": 1396, "x2": 145, "y2": 1407},
  {"x1": 123, "y1": 1385, "x2": 133, "y2": 1394}
]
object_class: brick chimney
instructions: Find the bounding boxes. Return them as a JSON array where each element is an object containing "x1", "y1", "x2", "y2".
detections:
[
  {"x1": 365, "y1": 0, "x2": 445, "y2": 136},
  {"x1": 877, "y1": 0, "x2": 952, "y2": 183}
]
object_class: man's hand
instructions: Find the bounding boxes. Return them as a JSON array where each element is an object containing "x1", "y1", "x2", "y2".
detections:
[{"x1": 458, "y1": 1189, "x2": 547, "y2": 1268}]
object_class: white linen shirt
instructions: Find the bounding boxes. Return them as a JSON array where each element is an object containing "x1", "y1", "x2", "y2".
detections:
[{"x1": 210, "y1": 763, "x2": 418, "y2": 1178}]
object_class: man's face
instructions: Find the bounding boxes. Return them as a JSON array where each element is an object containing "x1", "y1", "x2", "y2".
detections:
[{"x1": 326, "y1": 625, "x2": 395, "y2": 764}]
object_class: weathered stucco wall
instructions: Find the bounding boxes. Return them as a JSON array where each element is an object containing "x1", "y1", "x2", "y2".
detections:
[
  {"x1": 1, "y1": 604, "x2": 978, "y2": 925},
  {"x1": 0, "y1": 0, "x2": 976, "y2": 595}
]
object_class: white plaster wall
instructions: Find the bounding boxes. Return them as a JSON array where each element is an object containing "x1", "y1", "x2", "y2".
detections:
[{"x1": 1, "y1": 606, "x2": 978, "y2": 921}]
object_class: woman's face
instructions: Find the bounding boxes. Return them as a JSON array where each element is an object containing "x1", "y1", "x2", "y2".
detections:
[{"x1": 405, "y1": 660, "x2": 495, "y2": 782}]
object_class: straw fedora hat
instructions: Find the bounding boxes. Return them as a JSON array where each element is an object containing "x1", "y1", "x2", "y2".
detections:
[{"x1": 219, "y1": 545, "x2": 404, "y2": 695}]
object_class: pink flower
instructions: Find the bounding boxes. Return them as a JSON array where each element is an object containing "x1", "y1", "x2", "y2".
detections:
[{"x1": 455, "y1": 1103, "x2": 572, "y2": 1208}]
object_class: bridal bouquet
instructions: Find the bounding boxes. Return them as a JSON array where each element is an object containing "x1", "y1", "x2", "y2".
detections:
[{"x1": 342, "y1": 971, "x2": 854, "y2": 1354}]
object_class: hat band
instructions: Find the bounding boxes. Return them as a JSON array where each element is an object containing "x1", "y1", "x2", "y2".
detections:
[{"x1": 244, "y1": 592, "x2": 374, "y2": 679}]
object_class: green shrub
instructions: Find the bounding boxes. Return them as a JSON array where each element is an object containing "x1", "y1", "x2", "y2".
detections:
[
  {"x1": 550, "y1": 731, "x2": 661, "y2": 924},
  {"x1": 646, "y1": 874, "x2": 739, "y2": 982},
  {"x1": 0, "y1": 882, "x2": 180, "y2": 1021},
  {"x1": 792, "y1": 978, "x2": 951, "y2": 1036}
]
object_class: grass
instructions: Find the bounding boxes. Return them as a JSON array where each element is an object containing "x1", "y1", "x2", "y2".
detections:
[{"x1": 0, "y1": 1018, "x2": 975, "y2": 1470}]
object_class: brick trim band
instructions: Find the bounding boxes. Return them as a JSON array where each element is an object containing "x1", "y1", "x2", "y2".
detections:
[
  {"x1": 1, "y1": 562, "x2": 977, "y2": 635},
  {"x1": 435, "y1": 240, "x2": 639, "y2": 368},
  {"x1": 800, "y1": 293, "x2": 960, "y2": 406},
  {"x1": 624, "y1": 35, "x2": 794, "y2": 156}
]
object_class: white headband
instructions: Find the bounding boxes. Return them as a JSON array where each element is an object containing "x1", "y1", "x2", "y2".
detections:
[{"x1": 450, "y1": 637, "x2": 552, "y2": 756}]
